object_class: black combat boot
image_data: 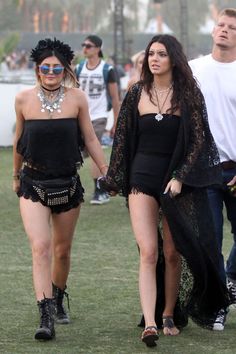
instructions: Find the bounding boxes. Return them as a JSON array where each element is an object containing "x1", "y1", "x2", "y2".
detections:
[
  {"x1": 35, "y1": 297, "x2": 55, "y2": 340},
  {"x1": 52, "y1": 283, "x2": 70, "y2": 324}
]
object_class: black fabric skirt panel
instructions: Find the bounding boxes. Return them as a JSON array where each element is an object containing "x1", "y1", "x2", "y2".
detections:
[
  {"x1": 129, "y1": 152, "x2": 172, "y2": 203},
  {"x1": 160, "y1": 191, "x2": 229, "y2": 329},
  {"x1": 17, "y1": 166, "x2": 84, "y2": 214}
]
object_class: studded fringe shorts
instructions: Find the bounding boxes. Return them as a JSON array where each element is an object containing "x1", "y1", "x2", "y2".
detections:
[{"x1": 17, "y1": 166, "x2": 84, "y2": 214}]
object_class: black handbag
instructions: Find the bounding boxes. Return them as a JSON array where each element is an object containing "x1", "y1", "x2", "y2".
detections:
[{"x1": 23, "y1": 174, "x2": 77, "y2": 206}]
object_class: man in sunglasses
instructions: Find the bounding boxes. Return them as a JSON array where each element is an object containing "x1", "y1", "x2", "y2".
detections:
[{"x1": 75, "y1": 34, "x2": 120, "y2": 205}]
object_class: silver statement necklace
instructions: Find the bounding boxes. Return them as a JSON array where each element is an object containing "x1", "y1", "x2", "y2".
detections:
[
  {"x1": 37, "y1": 85, "x2": 65, "y2": 118},
  {"x1": 153, "y1": 83, "x2": 172, "y2": 122}
]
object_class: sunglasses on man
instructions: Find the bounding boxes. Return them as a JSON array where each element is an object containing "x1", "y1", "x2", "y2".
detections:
[
  {"x1": 81, "y1": 43, "x2": 96, "y2": 49},
  {"x1": 38, "y1": 65, "x2": 64, "y2": 75}
]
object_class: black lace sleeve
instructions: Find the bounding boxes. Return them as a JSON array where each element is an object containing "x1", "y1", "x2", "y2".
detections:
[
  {"x1": 175, "y1": 91, "x2": 222, "y2": 187},
  {"x1": 102, "y1": 83, "x2": 141, "y2": 197}
]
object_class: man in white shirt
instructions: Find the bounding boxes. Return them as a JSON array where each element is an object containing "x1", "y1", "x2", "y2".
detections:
[
  {"x1": 76, "y1": 35, "x2": 120, "y2": 204},
  {"x1": 189, "y1": 8, "x2": 236, "y2": 330}
]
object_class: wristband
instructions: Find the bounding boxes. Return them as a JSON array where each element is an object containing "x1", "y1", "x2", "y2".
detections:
[{"x1": 12, "y1": 172, "x2": 20, "y2": 180}]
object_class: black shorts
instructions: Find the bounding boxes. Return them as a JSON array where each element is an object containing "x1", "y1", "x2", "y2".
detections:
[
  {"x1": 129, "y1": 152, "x2": 171, "y2": 203},
  {"x1": 17, "y1": 166, "x2": 84, "y2": 214}
]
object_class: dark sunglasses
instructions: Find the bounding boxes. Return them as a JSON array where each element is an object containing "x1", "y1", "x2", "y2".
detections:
[
  {"x1": 38, "y1": 65, "x2": 64, "y2": 75},
  {"x1": 81, "y1": 43, "x2": 96, "y2": 49}
]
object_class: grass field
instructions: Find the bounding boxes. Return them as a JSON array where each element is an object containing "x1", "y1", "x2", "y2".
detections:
[{"x1": 0, "y1": 147, "x2": 235, "y2": 354}]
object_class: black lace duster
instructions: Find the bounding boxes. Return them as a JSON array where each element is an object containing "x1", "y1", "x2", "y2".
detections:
[{"x1": 103, "y1": 82, "x2": 229, "y2": 329}]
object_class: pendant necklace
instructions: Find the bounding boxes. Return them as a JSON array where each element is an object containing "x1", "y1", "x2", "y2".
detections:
[
  {"x1": 153, "y1": 83, "x2": 172, "y2": 122},
  {"x1": 37, "y1": 85, "x2": 65, "y2": 118}
]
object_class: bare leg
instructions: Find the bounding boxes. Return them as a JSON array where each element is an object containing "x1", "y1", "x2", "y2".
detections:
[
  {"x1": 162, "y1": 215, "x2": 181, "y2": 335},
  {"x1": 20, "y1": 197, "x2": 52, "y2": 300},
  {"x1": 129, "y1": 193, "x2": 159, "y2": 328},
  {"x1": 51, "y1": 206, "x2": 81, "y2": 289}
]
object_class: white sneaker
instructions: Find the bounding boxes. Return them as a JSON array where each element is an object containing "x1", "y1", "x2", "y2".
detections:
[
  {"x1": 90, "y1": 192, "x2": 110, "y2": 205},
  {"x1": 227, "y1": 278, "x2": 236, "y2": 305},
  {"x1": 212, "y1": 309, "x2": 228, "y2": 331}
]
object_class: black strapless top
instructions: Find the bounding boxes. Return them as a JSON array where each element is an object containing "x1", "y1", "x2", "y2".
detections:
[
  {"x1": 137, "y1": 113, "x2": 180, "y2": 154},
  {"x1": 17, "y1": 118, "x2": 84, "y2": 175}
]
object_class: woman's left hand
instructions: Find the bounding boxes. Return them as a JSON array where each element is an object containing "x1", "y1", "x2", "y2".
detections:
[{"x1": 164, "y1": 178, "x2": 182, "y2": 198}]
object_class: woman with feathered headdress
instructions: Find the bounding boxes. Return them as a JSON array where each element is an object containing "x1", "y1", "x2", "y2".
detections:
[{"x1": 13, "y1": 38, "x2": 109, "y2": 340}]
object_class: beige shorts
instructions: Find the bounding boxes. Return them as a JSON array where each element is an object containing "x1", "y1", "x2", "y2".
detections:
[{"x1": 92, "y1": 118, "x2": 107, "y2": 143}]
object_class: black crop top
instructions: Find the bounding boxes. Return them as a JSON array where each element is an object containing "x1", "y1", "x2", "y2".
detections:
[
  {"x1": 137, "y1": 113, "x2": 180, "y2": 154},
  {"x1": 17, "y1": 118, "x2": 84, "y2": 175}
]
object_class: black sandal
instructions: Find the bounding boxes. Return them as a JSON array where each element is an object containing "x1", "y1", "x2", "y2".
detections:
[
  {"x1": 141, "y1": 326, "x2": 159, "y2": 347},
  {"x1": 162, "y1": 316, "x2": 180, "y2": 336}
]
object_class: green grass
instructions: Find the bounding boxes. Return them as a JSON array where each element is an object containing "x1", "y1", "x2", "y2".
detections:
[{"x1": 0, "y1": 147, "x2": 235, "y2": 354}]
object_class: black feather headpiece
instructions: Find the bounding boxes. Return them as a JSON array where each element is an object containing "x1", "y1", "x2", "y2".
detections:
[{"x1": 30, "y1": 38, "x2": 74, "y2": 64}]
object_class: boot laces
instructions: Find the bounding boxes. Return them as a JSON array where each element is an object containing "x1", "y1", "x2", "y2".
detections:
[
  {"x1": 39, "y1": 300, "x2": 53, "y2": 328},
  {"x1": 56, "y1": 288, "x2": 70, "y2": 314}
]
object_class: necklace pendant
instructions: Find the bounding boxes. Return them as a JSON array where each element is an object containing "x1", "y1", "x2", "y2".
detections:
[
  {"x1": 155, "y1": 113, "x2": 163, "y2": 122},
  {"x1": 38, "y1": 86, "x2": 65, "y2": 118}
]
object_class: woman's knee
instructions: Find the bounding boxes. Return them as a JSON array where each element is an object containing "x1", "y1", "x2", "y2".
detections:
[
  {"x1": 164, "y1": 248, "x2": 180, "y2": 266},
  {"x1": 140, "y1": 248, "x2": 158, "y2": 266},
  {"x1": 31, "y1": 241, "x2": 51, "y2": 260},
  {"x1": 53, "y1": 243, "x2": 71, "y2": 261}
]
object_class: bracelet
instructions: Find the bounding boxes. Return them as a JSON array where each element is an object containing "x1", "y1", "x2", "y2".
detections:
[{"x1": 12, "y1": 172, "x2": 20, "y2": 180}]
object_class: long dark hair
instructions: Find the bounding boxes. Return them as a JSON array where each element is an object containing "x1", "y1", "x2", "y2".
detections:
[{"x1": 141, "y1": 34, "x2": 201, "y2": 114}]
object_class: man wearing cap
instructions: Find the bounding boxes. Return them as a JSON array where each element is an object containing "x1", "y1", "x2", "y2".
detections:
[{"x1": 76, "y1": 35, "x2": 120, "y2": 205}]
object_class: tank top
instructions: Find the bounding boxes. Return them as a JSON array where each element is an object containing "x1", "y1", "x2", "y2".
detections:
[
  {"x1": 137, "y1": 113, "x2": 180, "y2": 154},
  {"x1": 17, "y1": 118, "x2": 83, "y2": 176}
]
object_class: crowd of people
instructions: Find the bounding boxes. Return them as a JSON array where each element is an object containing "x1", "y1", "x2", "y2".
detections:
[
  {"x1": 0, "y1": 50, "x2": 32, "y2": 73},
  {"x1": 12, "y1": 6, "x2": 236, "y2": 349}
]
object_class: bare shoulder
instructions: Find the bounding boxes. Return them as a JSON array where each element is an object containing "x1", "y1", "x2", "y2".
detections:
[
  {"x1": 15, "y1": 86, "x2": 37, "y2": 104},
  {"x1": 67, "y1": 87, "x2": 88, "y2": 109}
]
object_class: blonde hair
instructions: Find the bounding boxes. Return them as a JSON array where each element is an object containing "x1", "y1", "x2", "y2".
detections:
[
  {"x1": 218, "y1": 8, "x2": 236, "y2": 19},
  {"x1": 132, "y1": 50, "x2": 145, "y2": 69}
]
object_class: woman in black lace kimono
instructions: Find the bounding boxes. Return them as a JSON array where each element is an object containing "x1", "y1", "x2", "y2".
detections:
[
  {"x1": 12, "y1": 38, "x2": 108, "y2": 341},
  {"x1": 101, "y1": 34, "x2": 229, "y2": 347}
]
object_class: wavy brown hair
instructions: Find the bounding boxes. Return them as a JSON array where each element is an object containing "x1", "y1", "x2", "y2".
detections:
[{"x1": 141, "y1": 34, "x2": 201, "y2": 114}]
